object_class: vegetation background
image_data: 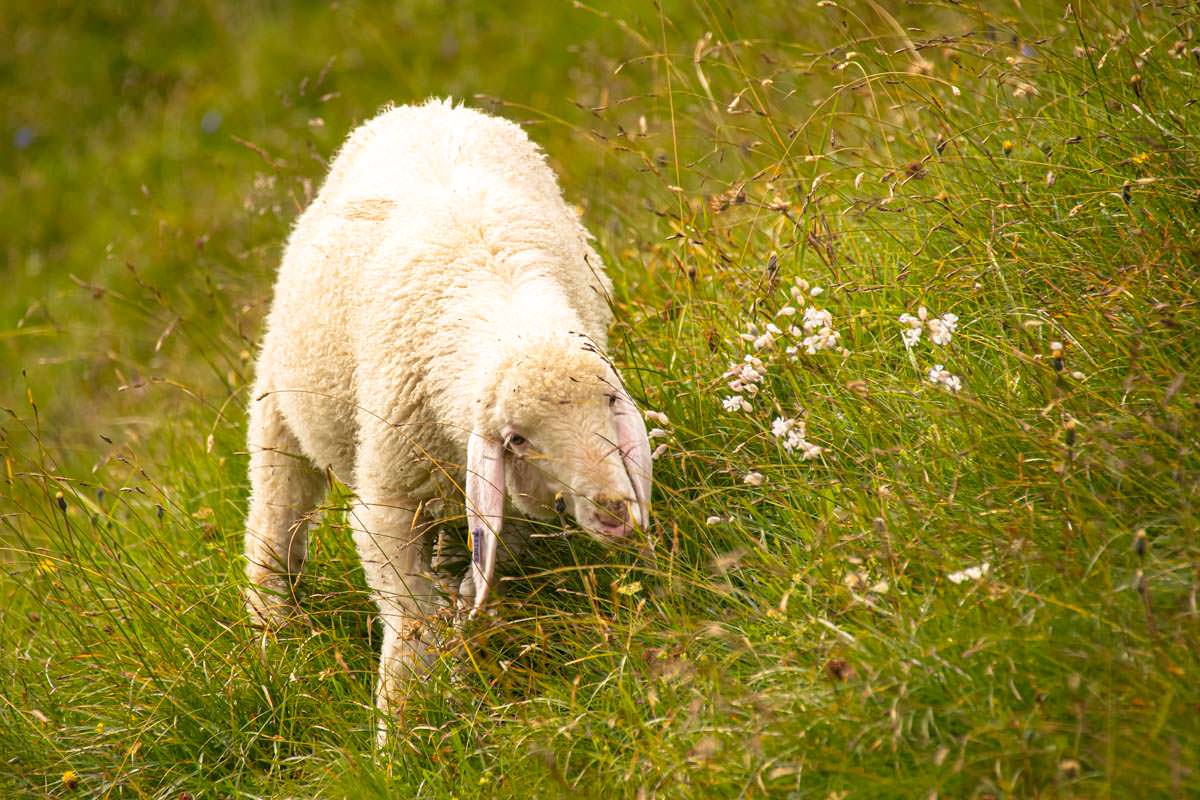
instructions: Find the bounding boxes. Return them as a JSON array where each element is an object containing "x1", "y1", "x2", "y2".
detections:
[{"x1": 2, "y1": 0, "x2": 1198, "y2": 797}]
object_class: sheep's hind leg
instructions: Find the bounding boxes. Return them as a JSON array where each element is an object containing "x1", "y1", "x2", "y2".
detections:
[
  {"x1": 350, "y1": 493, "x2": 442, "y2": 746},
  {"x1": 244, "y1": 392, "x2": 326, "y2": 629}
]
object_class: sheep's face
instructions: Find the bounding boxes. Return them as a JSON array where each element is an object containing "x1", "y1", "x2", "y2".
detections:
[{"x1": 487, "y1": 342, "x2": 650, "y2": 540}]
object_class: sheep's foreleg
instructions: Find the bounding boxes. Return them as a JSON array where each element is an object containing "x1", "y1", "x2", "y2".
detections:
[
  {"x1": 350, "y1": 494, "x2": 441, "y2": 746},
  {"x1": 244, "y1": 392, "x2": 325, "y2": 628}
]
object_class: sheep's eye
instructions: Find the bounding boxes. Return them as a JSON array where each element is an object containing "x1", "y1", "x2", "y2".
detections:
[
  {"x1": 508, "y1": 434, "x2": 527, "y2": 448},
  {"x1": 607, "y1": 394, "x2": 617, "y2": 407}
]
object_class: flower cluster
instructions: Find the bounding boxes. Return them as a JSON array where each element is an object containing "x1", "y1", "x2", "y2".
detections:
[
  {"x1": 739, "y1": 322, "x2": 781, "y2": 353},
  {"x1": 722, "y1": 354, "x2": 766, "y2": 412},
  {"x1": 719, "y1": 274, "x2": 836, "y2": 467},
  {"x1": 722, "y1": 395, "x2": 752, "y2": 413},
  {"x1": 899, "y1": 306, "x2": 958, "y2": 347},
  {"x1": 743, "y1": 471, "x2": 765, "y2": 486},
  {"x1": 784, "y1": 278, "x2": 841, "y2": 357},
  {"x1": 947, "y1": 562, "x2": 990, "y2": 584},
  {"x1": 645, "y1": 410, "x2": 671, "y2": 459},
  {"x1": 799, "y1": 306, "x2": 840, "y2": 354},
  {"x1": 736, "y1": 277, "x2": 843, "y2": 359},
  {"x1": 771, "y1": 417, "x2": 824, "y2": 460},
  {"x1": 899, "y1": 305, "x2": 964, "y2": 393},
  {"x1": 927, "y1": 364, "x2": 963, "y2": 393}
]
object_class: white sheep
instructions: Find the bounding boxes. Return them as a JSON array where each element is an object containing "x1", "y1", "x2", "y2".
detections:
[{"x1": 243, "y1": 99, "x2": 652, "y2": 739}]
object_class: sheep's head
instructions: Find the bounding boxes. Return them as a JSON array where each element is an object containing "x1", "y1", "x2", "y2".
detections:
[{"x1": 465, "y1": 335, "x2": 652, "y2": 610}]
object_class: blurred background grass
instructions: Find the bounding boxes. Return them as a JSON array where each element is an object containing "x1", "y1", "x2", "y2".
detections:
[{"x1": 2, "y1": 1, "x2": 1199, "y2": 797}]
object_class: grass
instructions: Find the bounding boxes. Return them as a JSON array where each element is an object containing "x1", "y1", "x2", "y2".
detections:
[{"x1": 2, "y1": 0, "x2": 1198, "y2": 797}]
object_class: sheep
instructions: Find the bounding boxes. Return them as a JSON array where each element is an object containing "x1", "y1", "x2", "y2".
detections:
[{"x1": 243, "y1": 98, "x2": 652, "y2": 739}]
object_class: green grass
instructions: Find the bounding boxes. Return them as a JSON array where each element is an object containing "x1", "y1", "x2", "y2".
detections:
[{"x1": 3, "y1": 1, "x2": 1199, "y2": 797}]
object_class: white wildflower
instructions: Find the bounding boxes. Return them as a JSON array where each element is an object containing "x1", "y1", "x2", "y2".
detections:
[
  {"x1": 802, "y1": 306, "x2": 832, "y2": 332},
  {"x1": 725, "y1": 355, "x2": 766, "y2": 385},
  {"x1": 722, "y1": 395, "x2": 752, "y2": 413},
  {"x1": 645, "y1": 410, "x2": 670, "y2": 426},
  {"x1": 648, "y1": 428, "x2": 669, "y2": 439},
  {"x1": 775, "y1": 306, "x2": 797, "y2": 317},
  {"x1": 725, "y1": 354, "x2": 766, "y2": 397},
  {"x1": 927, "y1": 312, "x2": 958, "y2": 346},
  {"x1": 803, "y1": 329, "x2": 840, "y2": 354},
  {"x1": 798, "y1": 440, "x2": 825, "y2": 460},
  {"x1": 651, "y1": 443, "x2": 669, "y2": 459},
  {"x1": 900, "y1": 310, "x2": 925, "y2": 346},
  {"x1": 927, "y1": 364, "x2": 963, "y2": 393},
  {"x1": 789, "y1": 277, "x2": 813, "y2": 305},
  {"x1": 809, "y1": 286, "x2": 824, "y2": 297},
  {"x1": 843, "y1": 571, "x2": 867, "y2": 591},
  {"x1": 705, "y1": 515, "x2": 724, "y2": 525},
  {"x1": 797, "y1": 306, "x2": 840, "y2": 354},
  {"x1": 742, "y1": 471, "x2": 766, "y2": 486},
  {"x1": 770, "y1": 416, "x2": 825, "y2": 459},
  {"x1": 753, "y1": 331, "x2": 775, "y2": 350},
  {"x1": 901, "y1": 307, "x2": 958, "y2": 347},
  {"x1": 947, "y1": 562, "x2": 991, "y2": 584}
]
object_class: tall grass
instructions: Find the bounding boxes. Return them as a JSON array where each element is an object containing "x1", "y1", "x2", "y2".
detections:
[{"x1": 2, "y1": 1, "x2": 1198, "y2": 797}]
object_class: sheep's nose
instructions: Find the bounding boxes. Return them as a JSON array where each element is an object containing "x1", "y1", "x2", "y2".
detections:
[{"x1": 593, "y1": 496, "x2": 633, "y2": 533}]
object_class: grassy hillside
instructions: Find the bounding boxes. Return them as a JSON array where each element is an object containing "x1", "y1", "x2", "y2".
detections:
[{"x1": 2, "y1": 1, "x2": 1198, "y2": 797}]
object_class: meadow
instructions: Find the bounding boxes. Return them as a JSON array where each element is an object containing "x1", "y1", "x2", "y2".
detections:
[{"x1": 2, "y1": 1, "x2": 1198, "y2": 797}]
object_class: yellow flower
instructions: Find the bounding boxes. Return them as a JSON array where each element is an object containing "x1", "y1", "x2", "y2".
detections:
[
  {"x1": 1131, "y1": 151, "x2": 1151, "y2": 166},
  {"x1": 62, "y1": 770, "x2": 79, "y2": 790},
  {"x1": 1002, "y1": 140, "x2": 1014, "y2": 155},
  {"x1": 36, "y1": 558, "x2": 57, "y2": 576}
]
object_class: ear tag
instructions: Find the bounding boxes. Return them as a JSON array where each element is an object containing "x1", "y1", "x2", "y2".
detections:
[{"x1": 470, "y1": 527, "x2": 483, "y2": 568}]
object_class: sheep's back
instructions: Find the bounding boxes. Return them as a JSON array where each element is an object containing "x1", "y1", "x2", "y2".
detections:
[{"x1": 258, "y1": 99, "x2": 615, "y2": 484}]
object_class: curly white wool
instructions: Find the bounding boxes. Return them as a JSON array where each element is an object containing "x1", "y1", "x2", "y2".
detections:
[{"x1": 242, "y1": 100, "x2": 651, "y2": 745}]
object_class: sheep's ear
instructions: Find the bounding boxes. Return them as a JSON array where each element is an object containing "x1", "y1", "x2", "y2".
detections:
[
  {"x1": 466, "y1": 430, "x2": 505, "y2": 614},
  {"x1": 612, "y1": 390, "x2": 652, "y2": 528}
]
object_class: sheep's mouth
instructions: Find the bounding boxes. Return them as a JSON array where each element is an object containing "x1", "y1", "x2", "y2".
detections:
[{"x1": 579, "y1": 500, "x2": 637, "y2": 540}]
